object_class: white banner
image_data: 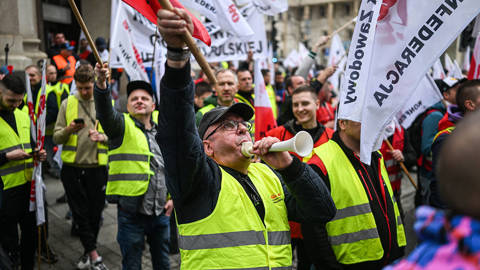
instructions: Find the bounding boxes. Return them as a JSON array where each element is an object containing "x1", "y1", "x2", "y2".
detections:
[
  {"x1": 473, "y1": 14, "x2": 480, "y2": 37},
  {"x1": 338, "y1": 0, "x2": 382, "y2": 122},
  {"x1": 328, "y1": 34, "x2": 347, "y2": 91},
  {"x1": 395, "y1": 74, "x2": 443, "y2": 129},
  {"x1": 283, "y1": 49, "x2": 300, "y2": 68},
  {"x1": 359, "y1": 0, "x2": 480, "y2": 164},
  {"x1": 110, "y1": 2, "x2": 162, "y2": 72},
  {"x1": 197, "y1": 4, "x2": 267, "y2": 62},
  {"x1": 252, "y1": 0, "x2": 288, "y2": 15}
]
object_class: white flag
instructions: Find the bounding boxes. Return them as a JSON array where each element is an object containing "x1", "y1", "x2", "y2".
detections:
[
  {"x1": 283, "y1": 49, "x2": 300, "y2": 68},
  {"x1": 444, "y1": 53, "x2": 455, "y2": 77},
  {"x1": 452, "y1": 60, "x2": 464, "y2": 79},
  {"x1": 197, "y1": 5, "x2": 268, "y2": 62},
  {"x1": 338, "y1": 0, "x2": 382, "y2": 122},
  {"x1": 252, "y1": 0, "x2": 288, "y2": 15},
  {"x1": 432, "y1": 58, "x2": 446, "y2": 79},
  {"x1": 463, "y1": 46, "x2": 471, "y2": 72},
  {"x1": 328, "y1": 34, "x2": 347, "y2": 91},
  {"x1": 359, "y1": 0, "x2": 480, "y2": 164},
  {"x1": 395, "y1": 74, "x2": 443, "y2": 129},
  {"x1": 180, "y1": 0, "x2": 254, "y2": 39},
  {"x1": 212, "y1": 0, "x2": 254, "y2": 39}
]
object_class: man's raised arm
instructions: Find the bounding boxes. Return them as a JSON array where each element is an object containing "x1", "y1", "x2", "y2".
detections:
[{"x1": 155, "y1": 8, "x2": 217, "y2": 207}]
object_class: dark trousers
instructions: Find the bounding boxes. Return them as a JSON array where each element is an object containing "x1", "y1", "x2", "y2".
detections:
[
  {"x1": 0, "y1": 183, "x2": 36, "y2": 270},
  {"x1": 117, "y1": 208, "x2": 170, "y2": 270},
  {"x1": 61, "y1": 165, "x2": 107, "y2": 254}
]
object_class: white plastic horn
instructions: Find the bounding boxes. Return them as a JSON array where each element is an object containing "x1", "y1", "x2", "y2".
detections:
[{"x1": 241, "y1": 131, "x2": 314, "y2": 158}]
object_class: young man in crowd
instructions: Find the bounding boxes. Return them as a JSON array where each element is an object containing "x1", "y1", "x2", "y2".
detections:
[
  {"x1": 267, "y1": 85, "x2": 334, "y2": 269},
  {"x1": 156, "y1": 9, "x2": 336, "y2": 269},
  {"x1": 430, "y1": 79, "x2": 480, "y2": 209},
  {"x1": 277, "y1": 75, "x2": 306, "y2": 125},
  {"x1": 193, "y1": 81, "x2": 212, "y2": 113},
  {"x1": 53, "y1": 65, "x2": 108, "y2": 270},
  {"x1": 0, "y1": 74, "x2": 46, "y2": 270},
  {"x1": 94, "y1": 64, "x2": 173, "y2": 270}
]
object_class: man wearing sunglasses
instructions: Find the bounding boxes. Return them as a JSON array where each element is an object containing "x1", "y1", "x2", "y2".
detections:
[{"x1": 156, "y1": 8, "x2": 336, "y2": 269}]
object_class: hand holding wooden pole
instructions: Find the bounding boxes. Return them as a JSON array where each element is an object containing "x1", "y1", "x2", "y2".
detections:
[
  {"x1": 384, "y1": 139, "x2": 418, "y2": 190},
  {"x1": 67, "y1": 0, "x2": 103, "y2": 67},
  {"x1": 157, "y1": 0, "x2": 216, "y2": 85}
]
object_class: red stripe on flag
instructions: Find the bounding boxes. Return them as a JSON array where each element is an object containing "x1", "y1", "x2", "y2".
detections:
[
  {"x1": 255, "y1": 106, "x2": 277, "y2": 141},
  {"x1": 122, "y1": 0, "x2": 211, "y2": 46}
]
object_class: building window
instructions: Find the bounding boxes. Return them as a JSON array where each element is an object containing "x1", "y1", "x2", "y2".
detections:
[
  {"x1": 318, "y1": 6, "x2": 326, "y2": 17},
  {"x1": 344, "y1": 3, "x2": 351, "y2": 16}
]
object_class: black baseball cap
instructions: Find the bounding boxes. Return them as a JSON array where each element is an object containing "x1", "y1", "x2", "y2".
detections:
[
  {"x1": 198, "y1": 103, "x2": 254, "y2": 139},
  {"x1": 127, "y1": 80, "x2": 154, "y2": 98}
]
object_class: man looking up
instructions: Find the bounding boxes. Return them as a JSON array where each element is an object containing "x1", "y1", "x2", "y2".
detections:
[
  {"x1": 156, "y1": 9, "x2": 335, "y2": 269},
  {"x1": 0, "y1": 74, "x2": 46, "y2": 270},
  {"x1": 196, "y1": 69, "x2": 238, "y2": 125},
  {"x1": 94, "y1": 64, "x2": 173, "y2": 270},
  {"x1": 305, "y1": 119, "x2": 406, "y2": 269}
]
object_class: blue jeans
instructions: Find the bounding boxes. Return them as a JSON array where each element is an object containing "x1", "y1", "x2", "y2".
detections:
[{"x1": 117, "y1": 208, "x2": 170, "y2": 270}]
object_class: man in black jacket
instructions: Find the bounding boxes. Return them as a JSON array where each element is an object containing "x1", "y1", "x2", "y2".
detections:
[
  {"x1": 305, "y1": 119, "x2": 406, "y2": 269},
  {"x1": 156, "y1": 8, "x2": 335, "y2": 269}
]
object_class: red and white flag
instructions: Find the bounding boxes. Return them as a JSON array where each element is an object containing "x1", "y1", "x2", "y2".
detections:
[
  {"x1": 212, "y1": 0, "x2": 254, "y2": 38},
  {"x1": 254, "y1": 61, "x2": 277, "y2": 141},
  {"x1": 346, "y1": 0, "x2": 480, "y2": 164},
  {"x1": 468, "y1": 35, "x2": 480, "y2": 79},
  {"x1": 111, "y1": 2, "x2": 151, "y2": 82},
  {"x1": 432, "y1": 58, "x2": 446, "y2": 79},
  {"x1": 27, "y1": 60, "x2": 47, "y2": 226},
  {"x1": 123, "y1": 0, "x2": 211, "y2": 46}
]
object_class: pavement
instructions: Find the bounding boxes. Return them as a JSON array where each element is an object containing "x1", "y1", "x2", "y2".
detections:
[
  {"x1": 39, "y1": 174, "x2": 180, "y2": 270},
  {"x1": 38, "y1": 169, "x2": 418, "y2": 270}
]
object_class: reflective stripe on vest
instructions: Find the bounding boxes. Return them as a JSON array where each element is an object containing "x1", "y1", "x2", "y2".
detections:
[
  {"x1": 313, "y1": 141, "x2": 406, "y2": 264},
  {"x1": 433, "y1": 126, "x2": 455, "y2": 143},
  {"x1": 0, "y1": 109, "x2": 33, "y2": 190},
  {"x1": 61, "y1": 95, "x2": 108, "y2": 165},
  {"x1": 177, "y1": 163, "x2": 292, "y2": 269},
  {"x1": 106, "y1": 114, "x2": 154, "y2": 196}
]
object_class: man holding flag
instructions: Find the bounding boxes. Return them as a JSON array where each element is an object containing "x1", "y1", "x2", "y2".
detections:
[
  {"x1": 156, "y1": 7, "x2": 335, "y2": 269},
  {"x1": 0, "y1": 74, "x2": 46, "y2": 270}
]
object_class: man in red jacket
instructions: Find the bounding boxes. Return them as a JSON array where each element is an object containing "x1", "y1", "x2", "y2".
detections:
[{"x1": 266, "y1": 85, "x2": 333, "y2": 270}]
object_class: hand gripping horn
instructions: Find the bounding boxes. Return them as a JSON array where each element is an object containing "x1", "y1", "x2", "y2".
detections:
[{"x1": 241, "y1": 131, "x2": 314, "y2": 158}]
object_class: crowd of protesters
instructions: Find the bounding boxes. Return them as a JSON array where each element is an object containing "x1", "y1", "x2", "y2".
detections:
[{"x1": 1, "y1": 10, "x2": 480, "y2": 270}]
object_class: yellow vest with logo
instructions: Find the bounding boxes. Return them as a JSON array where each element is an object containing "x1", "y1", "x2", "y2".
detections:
[
  {"x1": 307, "y1": 140, "x2": 406, "y2": 264},
  {"x1": 61, "y1": 95, "x2": 108, "y2": 165},
  {"x1": 106, "y1": 113, "x2": 156, "y2": 196},
  {"x1": 177, "y1": 163, "x2": 292, "y2": 269},
  {"x1": 0, "y1": 109, "x2": 33, "y2": 190}
]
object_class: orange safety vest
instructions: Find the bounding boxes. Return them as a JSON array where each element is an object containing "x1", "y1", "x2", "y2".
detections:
[{"x1": 53, "y1": 55, "x2": 76, "y2": 84}]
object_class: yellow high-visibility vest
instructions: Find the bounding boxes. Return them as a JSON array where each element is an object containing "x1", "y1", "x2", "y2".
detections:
[{"x1": 177, "y1": 163, "x2": 292, "y2": 269}]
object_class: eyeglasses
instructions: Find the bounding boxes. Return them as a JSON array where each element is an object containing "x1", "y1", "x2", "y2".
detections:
[{"x1": 204, "y1": 120, "x2": 252, "y2": 140}]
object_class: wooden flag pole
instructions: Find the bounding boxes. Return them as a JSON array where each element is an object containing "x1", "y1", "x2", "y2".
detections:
[
  {"x1": 157, "y1": 0, "x2": 217, "y2": 85},
  {"x1": 329, "y1": 17, "x2": 357, "y2": 38},
  {"x1": 384, "y1": 139, "x2": 418, "y2": 190},
  {"x1": 67, "y1": 0, "x2": 103, "y2": 67}
]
